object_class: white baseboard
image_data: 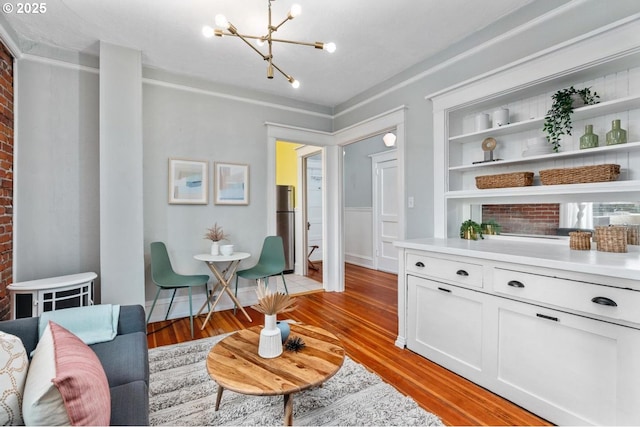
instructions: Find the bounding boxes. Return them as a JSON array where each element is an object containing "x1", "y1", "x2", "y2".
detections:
[
  {"x1": 145, "y1": 286, "x2": 259, "y2": 323},
  {"x1": 344, "y1": 253, "x2": 374, "y2": 269}
]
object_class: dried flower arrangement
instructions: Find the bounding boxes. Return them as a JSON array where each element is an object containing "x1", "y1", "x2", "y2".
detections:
[
  {"x1": 204, "y1": 223, "x2": 228, "y2": 242},
  {"x1": 251, "y1": 281, "x2": 297, "y2": 315}
]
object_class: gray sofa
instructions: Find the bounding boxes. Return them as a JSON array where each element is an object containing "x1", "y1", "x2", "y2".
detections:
[{"x1": 0, "y1": 304, "x2": 149, "y2": 426}]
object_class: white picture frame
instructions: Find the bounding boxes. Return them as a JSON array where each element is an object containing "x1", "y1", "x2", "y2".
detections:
[
  {"x1": 168, "y1": 158, "x2": 208, "y2": 204},
  {"x1": 214, "y1": 162, "x2": 249, "y2": 205}
]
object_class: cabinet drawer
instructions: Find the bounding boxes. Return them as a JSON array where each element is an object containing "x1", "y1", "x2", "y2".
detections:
[
  {"x1": 406, "y1": 253, "x2": 483, "y2": 288},
  {"x1": 494, "y1": 268, "x2": 640, "y2": 325}
]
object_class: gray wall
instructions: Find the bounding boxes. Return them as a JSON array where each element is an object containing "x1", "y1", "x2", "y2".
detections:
[{"x1": 344, "y1": 135, "x2": 393, "y2": 208}]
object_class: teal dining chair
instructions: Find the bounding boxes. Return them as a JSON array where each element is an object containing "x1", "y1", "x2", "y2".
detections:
[
  {"x1": 234, "y1": 236, "x2": 289, "y2": 313},
  {"x1": 148, "y1": 241, "x2": 210, "y2": 338}
]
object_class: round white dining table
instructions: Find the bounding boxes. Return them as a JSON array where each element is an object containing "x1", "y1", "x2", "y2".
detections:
[{"x1": 194, "y1": 252, "x2": 252, "y2": 329}]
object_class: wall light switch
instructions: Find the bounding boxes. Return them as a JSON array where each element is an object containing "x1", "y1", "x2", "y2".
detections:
[{"x1": 408, "y1": 196, "x2": 414, "y2": 208}]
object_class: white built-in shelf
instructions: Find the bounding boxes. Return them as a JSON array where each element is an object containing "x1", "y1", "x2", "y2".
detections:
[
  {"x1": 445, "y1": 180, "x2": 640, "y2": 201},
  {"x1": 449, "y1": 140, "x2": 640, "y2": 172},
  {"x1": 449, "y1": 95, "x2": 640, "y2": 144}
]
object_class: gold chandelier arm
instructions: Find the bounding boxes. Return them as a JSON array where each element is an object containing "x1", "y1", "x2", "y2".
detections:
[
  {"x1": 218, "y1": 32, "x2": 327, "y2": 50},
  {"x1": 269, "y1": 60, "x2": 293, "y2": 82},
  {"x1": 222, "y1": 30, "x2": 268, "y2": 60}
]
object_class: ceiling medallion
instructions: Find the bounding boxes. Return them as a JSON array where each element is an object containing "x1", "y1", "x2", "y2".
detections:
[{"x1": 203, "y1": 0, "x2": 336, "y2": 89}]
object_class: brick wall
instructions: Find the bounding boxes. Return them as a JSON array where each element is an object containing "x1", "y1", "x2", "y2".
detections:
[
  {"x1": 483, "y1": 204, "x2": 559, "y2": 236},
  {"x1": 0, "y1": 41, "x2": 12, "y2": 320}
]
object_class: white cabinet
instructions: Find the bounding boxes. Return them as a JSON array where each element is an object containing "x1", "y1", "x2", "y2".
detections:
[
  {"x1": 493, "y1": 297, "x2": 640, "y2": 426},
  {"x1": 397, "y1": 239, "x2": 640, "y2": 425},
  {"x1": 407, "y1": 275, "x2": 486, "y2": 382}
]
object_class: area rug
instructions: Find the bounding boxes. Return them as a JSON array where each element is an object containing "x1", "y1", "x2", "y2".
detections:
[{"x1": 148, "y1": 334, "x2": 443, "y2": 426}]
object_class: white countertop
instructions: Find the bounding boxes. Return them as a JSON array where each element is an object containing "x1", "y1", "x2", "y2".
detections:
[{"x1": 395, "y1": 237, "x2": 640, "y2": 281}]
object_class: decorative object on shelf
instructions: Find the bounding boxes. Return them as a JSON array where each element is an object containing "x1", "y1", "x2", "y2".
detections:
[
  {"x1": 475, "y1": 113, "x2": 491, "y2": 131},
  {"x1": 276, "y1": 321, "x2": 290, "y2": 343},
  {"x1": 202, "y1": 0, "x2": 335, "y2": 89},
  {"x1": 594, "y1": 225, "x2": 627, "y2": 253},
  {"x1": 251, "y1": 281, "x2": 297, "y2": 358},
  {"x1": 460, "y1": 219, "x2": 483, "y2": 240},
  {"x1": 220, "y1": 244, "x2": 234, "y2": 256},
  {"x1": 482, "y1": 220, "x2": 501, "y2": 235},
  {"x1": 626, "y1": 225, "x2": 639, "y2": 245},
  {"x1": 481, "y1": 137, "x2": 497, "y2": 162},
  {"x1": 539, "y1": 164, "x2": 620, "y2": 185},
  {"x1": 284, "y1": 336, "x2": 306, "y2": 352},
  {"x1": 579, "y1": 124, "x2": 599, "y2": 149},
  {"x1": 543, "y1": 86, "x2": 600, "y2": 152},
  {"x1": 492, "y1": 108, "x2": 510, "y2": 127},
  {"x1": 522, "y1": 136, "x2": 554, "y2": 157},
  {"x1": 204, "y1": 223, "x2": 228, "y2": 255},
  {"x1": 569, "y1": 231, "x2": 592, "y2": 250},
  {"x1": 606, "y1": 119, "x2": 627, "y2": 146},
  {"x1": 475, "y1": 171, "x2": 534, "y2": 189}
]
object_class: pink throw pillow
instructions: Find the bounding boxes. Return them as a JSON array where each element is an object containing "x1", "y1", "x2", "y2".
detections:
[{"x1": 22, "y1": 321, "x2": 111, "y2": 426}]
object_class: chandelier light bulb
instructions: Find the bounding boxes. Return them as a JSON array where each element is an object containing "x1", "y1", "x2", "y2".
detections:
[
  {"x1": 215, "y1": 14, "x2": 229, "y2": 29},
  {"x1": 291, "y1": 79, "x2": 300, "y2": 89},
  {"x1": 202, "y1": 26, "x2": 215, "y2": 38},
  {"x1": 289, "y1": 4, "x2": 302, "y2": 18},
  {"x1": 383, "y1": 133, "x2": 397, "y2": 147},
  {"x1": 256, "y1": 38, "x2": 265, "y2": 47},
  {"x1": 324, "y1": 42, "x2": 336, "y2": 53}
]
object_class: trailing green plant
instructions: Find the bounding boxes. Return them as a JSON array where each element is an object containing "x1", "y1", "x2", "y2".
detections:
[
  {"x1": 459, "y1": 219, "x2": 483, "y2": 240},
  {"x1": 543, "y1": 86, "x2": 599, "y2": 152}
]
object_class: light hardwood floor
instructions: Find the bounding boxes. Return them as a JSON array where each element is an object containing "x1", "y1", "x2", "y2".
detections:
[{"x1": 147, "y1": 263, "x2": 550, "y2": 426}]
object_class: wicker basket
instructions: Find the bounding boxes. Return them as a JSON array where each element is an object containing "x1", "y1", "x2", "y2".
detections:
[
  {"x1": 626, "y1": 225, "x2": 639, "y2": 245},
  {"x1": 594, "y1": 225, "x2": 627, "y2": 253},
  {"x1": 569, "y1": 231, "x2": 591, "y2": 250},
  {"x1": 539, "y1": 164, "x2": 620, "y2": 185},
  {"x1": 475, "y1": 172, "x2": 534, "y2": 189}
]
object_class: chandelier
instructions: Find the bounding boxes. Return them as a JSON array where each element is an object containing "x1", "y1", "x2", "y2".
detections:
[{"x1": 202, "y1": 0, "x2": 336, "y2": 89}]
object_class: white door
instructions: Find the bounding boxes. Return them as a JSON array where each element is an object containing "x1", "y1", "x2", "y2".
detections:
[{"x1": 372, "y1": 150, "x2": 398, "y2": 273}]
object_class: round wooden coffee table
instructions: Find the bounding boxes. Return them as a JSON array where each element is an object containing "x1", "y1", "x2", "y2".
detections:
[{"x1": 207, "y1": 323, "x2": 345, "y2": 426}]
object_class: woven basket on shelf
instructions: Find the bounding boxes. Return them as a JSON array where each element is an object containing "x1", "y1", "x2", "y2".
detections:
[
  {"x1": 626, "y1": 225, "x2": 639, "y2": 245},
  {"x1": 475, "y1": 172, "x2": 534, "y2": 189},
  {"x1": 569, "y1": 231, "x2": 591, "y2": 250},
  {"x1": 594, "y1": 225, "x2": 627, "y2": 253},
  {"x1": 539, "y1": 164, "x2": 620, "y2": 185}
]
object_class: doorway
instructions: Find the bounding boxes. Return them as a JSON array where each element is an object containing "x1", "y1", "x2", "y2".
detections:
[
  {"x1": 371, "y1": 149, "x2": 398, "y2": 273},
  {"x1": 304, "y1": 153, "x2": 323, "y2": 275}
]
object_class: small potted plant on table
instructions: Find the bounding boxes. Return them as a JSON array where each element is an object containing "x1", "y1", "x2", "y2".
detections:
[{"x1": 204, "y1": 223, "x2": 228, "y2": 255}]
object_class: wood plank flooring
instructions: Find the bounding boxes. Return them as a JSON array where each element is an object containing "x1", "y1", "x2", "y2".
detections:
[{"x1": 147, "y1": 263, "x2": 550, "y2": 426}]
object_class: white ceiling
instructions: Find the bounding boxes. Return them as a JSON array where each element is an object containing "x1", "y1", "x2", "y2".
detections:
[{"x1": 3, "y1": 0, "x2": 535, "y2": 107}]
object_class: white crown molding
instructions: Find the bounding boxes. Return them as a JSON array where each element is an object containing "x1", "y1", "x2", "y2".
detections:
[
  {"x1": 143, "y1": 78, "x2": 333, "y2": 119},
  {"x1": 0, "y1": 25, "x2": 20, "y2": 59},
  {"x1": 21, "y1": 53, "x2": 99, "y2": 74}
]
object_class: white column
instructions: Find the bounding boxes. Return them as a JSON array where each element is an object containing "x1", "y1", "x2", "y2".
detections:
[{"x1": 98, "y1": 42, "x2": 145, "y2": 306}]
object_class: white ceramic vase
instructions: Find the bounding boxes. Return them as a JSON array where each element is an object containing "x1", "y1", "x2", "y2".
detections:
[
  {"x1": 210, "y1": 241, "x2": 220, "y2": 256},
  {"x1": 258, "y1": 314, "x2": 283, "y2": 358}
]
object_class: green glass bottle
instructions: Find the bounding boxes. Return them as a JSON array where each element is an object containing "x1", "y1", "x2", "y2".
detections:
[
  {"x1": 606, "y1": 119, "x2": 627, "y2": 145},
  {"x1": 579, "y1": 124, "x2": 598, "y2": 149}
]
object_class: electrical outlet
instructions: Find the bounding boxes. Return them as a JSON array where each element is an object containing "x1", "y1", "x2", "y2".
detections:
[{"x1": 408, "y1": 196, "x2": 415, "y2": 208}]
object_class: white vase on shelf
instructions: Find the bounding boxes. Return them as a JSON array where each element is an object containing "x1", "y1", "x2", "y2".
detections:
[
  {"x1": 210, "y1": 241, "x2": 220, "y2": 256},
  {"x1": 258, "y1": 314, "x2": 283, "y2": 358}
]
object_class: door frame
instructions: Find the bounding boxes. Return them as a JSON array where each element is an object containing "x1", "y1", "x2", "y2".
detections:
[
  {"x1": 266, "y1": 106, "x2": 406, "y2": 292},
  {"x1": 296, "y1": 145, "x2": 322, "y2": 276}
]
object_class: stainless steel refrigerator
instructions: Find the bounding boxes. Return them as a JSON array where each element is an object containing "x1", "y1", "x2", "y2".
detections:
[{"x1": 276, "y1": 185, "x2": 295, "y2": 273}]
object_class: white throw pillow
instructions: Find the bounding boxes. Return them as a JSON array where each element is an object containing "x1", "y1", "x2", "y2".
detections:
[{"x1": 0, "y1": 331, "x2": 29, "y2": 425}]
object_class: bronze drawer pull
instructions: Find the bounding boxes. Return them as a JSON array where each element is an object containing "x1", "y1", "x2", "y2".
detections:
[
  {"x1": 507, "y1": 280, "x2": 525, "y2": 288},
  {"x1": 415, "y1": 261, "x2": 425, "y2": 268},
  {"x1": 456, "y1": 269, "x2": 469, "y2": 276},
  {"x1": 591, "y1": 296, "x2": 617, "y2": 307}
]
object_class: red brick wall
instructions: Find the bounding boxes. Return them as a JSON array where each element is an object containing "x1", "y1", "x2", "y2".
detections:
[
  {"x1": 0, "y1": 41, "x2": 12, "y2": 320},
  {"x1": 483, "y1": 204, "x2": 559, "y2": 236}
]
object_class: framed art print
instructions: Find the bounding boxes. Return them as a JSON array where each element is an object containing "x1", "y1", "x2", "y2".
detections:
[
  {"x1": 214, "y1": 162, "x2": 249, "y2": 205},
  {"x1": 168, "y1": 158, "x2": 208, "y2": 204}
]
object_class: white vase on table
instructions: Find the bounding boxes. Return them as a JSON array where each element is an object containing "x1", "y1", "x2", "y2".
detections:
[
  {"x1": 210, "y1": 241, "x2": 220, "y2": 255},
  {"x1": 258, "y1": 314, "x2": 283, "y2": 358}
]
